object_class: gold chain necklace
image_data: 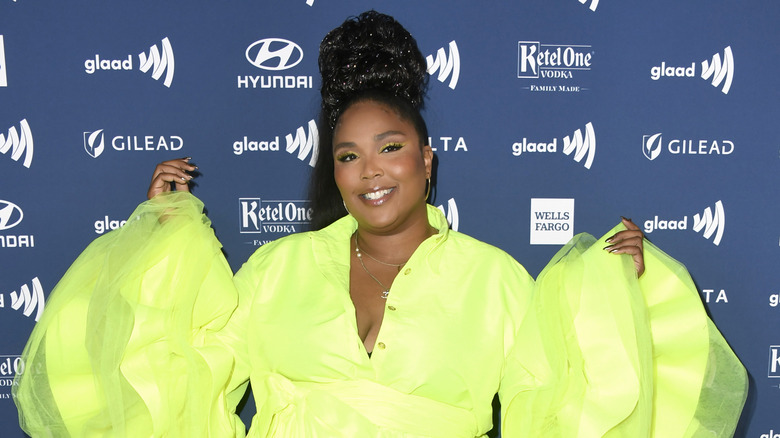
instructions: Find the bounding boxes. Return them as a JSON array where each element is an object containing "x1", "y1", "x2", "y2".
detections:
[{"x1": 354, "y1": 233, "x2": 404, "y2": 299}]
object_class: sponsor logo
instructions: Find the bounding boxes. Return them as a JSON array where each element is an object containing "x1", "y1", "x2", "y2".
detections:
[
  {"x1": 700, "y1": 288, "x2": 728, "y2": 304},
  {"x1": 770, "y1": 345, "x2": 780, "y2": 378},
  {"x1": 233, "y1": 120, "x2": 318, "y2": 167},
  {"x1": 0, "y1": 277, "x2": 44, "y2": 321},
  {"x1": 0, "y1": 199, "x2": 34, "y2": 248},
  {"x1": 760, "y1": 430, "x2": 780, "y2": 438},
  {"x1": 770, "y1": 293, "x2": 778, "y2": 308},
  {"x1": 306, "y1": 0, "x2": 314, "y2": 5},
  {"x1": 84, "y1": 37, "x2": 175, "y2": 88},
  {"x1": 428, "y1": 136, "x2": 468, "y2": 152},
  {"x1": 0, "y1": 355, "x2": 23, "y2": 396},
  {"x1": 0, "y1": 200, "x2": 23, "y2": 231},
  {"x1": 426, "y1": 41, "x2": 460, "y2": 90},
  {"x1": 246, "y1": 38, "x2": 303, "y2": 71},
  {"x1": 650, "y1": 46, "x2": 734, "y2": 94},
  {"x1": 239, "y1": 198, "x2": 312, "y2": 245},
  {"x1": 0, "y1": 35, "x2": 7, "y2": 87},
  {"x1": 94, "y1": 215, "x2": 126, "y2": 234},
  {"x1": 578, "y1": 0, "x2": 599, "y2": 11},
  {"x1": 238, "y1": 38, "x2": 312, "y2": 89},
  {"x1": 512, "y1": 122, "x2": 596, "y2": 169},
  {"x1": 517, "y1": 41, "x2": 593, "y2": 89},
  {"x1": 530, "y1": 198, "x2": 574, "y2": 245},
  {"x1": 642, "y1": 133, "x2": 734, "y2": 161},
  {"x1": 1, "y1": 118, "x2": 33, "y2": 168},
  {"x1": 643, "y1": 200, "x2": 725, "y2": 246},
  {"x1": 436, "y1": 198, "x2": 459, "y2": 232},
  {"x1": 138, "y1": 37, "x2": 175, "y2": 88},
  {"x1": 83, "y1": 129, "x2": 183, "y2": 158}
]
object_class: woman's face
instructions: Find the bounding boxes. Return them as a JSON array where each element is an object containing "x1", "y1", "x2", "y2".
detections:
[{"x1": 333, "y1": 100, "x2": 433, "y2": 234}]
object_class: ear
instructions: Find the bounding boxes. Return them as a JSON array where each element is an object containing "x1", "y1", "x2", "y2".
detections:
[{"x1": 422, "y1": 144, "x2": 433, "y2": 178}]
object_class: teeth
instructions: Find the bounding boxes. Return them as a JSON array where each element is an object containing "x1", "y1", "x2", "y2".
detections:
[{"x1": 362, "y1": 188, "x2": 393, "y2": 200}]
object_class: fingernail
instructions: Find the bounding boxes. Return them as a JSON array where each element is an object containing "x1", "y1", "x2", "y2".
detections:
[
  {"x1": 606, "y1": 235, "x2": 615, "y2": 243},
  {"x1": 603, "y1": 245, "x2": 613, "y2": 251},
  {"x1": 621, "y1": 216, "x2": 632, "y2": 222}
]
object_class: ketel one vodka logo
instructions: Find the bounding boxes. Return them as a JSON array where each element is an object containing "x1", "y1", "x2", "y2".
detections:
[
  {"x1": 650, "y1": 46, "x2": 734, "y2": 94},
  {"x1": 1, "y1": 118, "x2": 33, "y2": 168},
  {"x1": 239, "y1": 198, "x2": 312, "y2": 234},
  {"x1": 426, "y1": 41, "x2": 460, "y2": 90},
  {"x1": 517, "y1": 42, "x2": 593, "y2": 79},
  {"x1": 84, "y1": 37, "x2": 175, "y2": 87}
]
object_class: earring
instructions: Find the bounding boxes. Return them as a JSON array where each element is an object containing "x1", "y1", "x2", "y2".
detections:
[
  {"x1": 342, "y1": 200, "x2": 351, "y2": 215},
  {"x1": 425, "y1": 178, "x2": 431, "y2": 201}
]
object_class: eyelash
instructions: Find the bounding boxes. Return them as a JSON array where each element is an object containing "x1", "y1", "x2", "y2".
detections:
[{"x1": 336, "y1": 143, "x2": 405, "y2": 162}]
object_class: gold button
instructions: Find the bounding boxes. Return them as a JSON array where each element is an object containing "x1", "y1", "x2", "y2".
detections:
[
  {"x1": 403, "y1": 268, "x2": 411, "y2": 275},
  {"x1": 387, "y1": 305, "x2": 397, "y2": 311},
  {"x1": 377, "y1": 342, "x2": 386, "y2": 350}
]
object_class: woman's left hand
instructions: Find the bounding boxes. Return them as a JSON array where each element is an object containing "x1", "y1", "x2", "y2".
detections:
[{"x1": 604, "y1": 217, "x2": 645, "y2": 277}]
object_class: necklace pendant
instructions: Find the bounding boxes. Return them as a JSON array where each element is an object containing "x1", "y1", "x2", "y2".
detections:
[{"x1": 381, "y1": 290, "x2": 390, "y2": 299}]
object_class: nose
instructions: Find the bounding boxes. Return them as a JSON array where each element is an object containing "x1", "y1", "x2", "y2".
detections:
[{"x1": 360, "y1": 154, "x2": 383, "y2": 179}]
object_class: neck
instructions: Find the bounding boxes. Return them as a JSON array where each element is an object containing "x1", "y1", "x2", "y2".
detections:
[{"x1": 355, "y1": 212, "x2": 436, "y2": 265}]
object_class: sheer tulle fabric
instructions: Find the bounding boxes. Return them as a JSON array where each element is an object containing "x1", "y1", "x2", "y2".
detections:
[
  {"x1": 14, "y1": 192, "x2": 244, "y2": 437},
  {"x1": 502, "y1": 229, "x2": 747, "y2": 437},
  {"x1": 14, "y1": 193, "x2": 747, "y2": 437}
]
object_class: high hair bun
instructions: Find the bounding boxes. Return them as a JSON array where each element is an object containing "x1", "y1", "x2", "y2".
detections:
[{"x1": 319, "y1": 11, "x2": 429, "y2": 128}]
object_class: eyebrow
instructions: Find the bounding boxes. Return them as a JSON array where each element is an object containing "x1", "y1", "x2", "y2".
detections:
[{"x1": 333, "y1": 130, "x2": 407, "y2": 152}]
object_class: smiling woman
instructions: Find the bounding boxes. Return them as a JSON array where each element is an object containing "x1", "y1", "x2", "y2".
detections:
[{"x1": 14, "y1": 10, "x2": 746, "y2": 438}]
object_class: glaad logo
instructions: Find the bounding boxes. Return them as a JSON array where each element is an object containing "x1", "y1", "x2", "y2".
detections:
[
  {"x1": 94, "y1": 215, "x2": 126, "y2": 234},
  {"x1": 769, "y1": 345, "x2": 780, "y2": 378},
  {"x1": 436, "y1": 198, "x2": 459, "y2": 231},
  {"x1": 1, "y1": 119, "x2": 33, "y2": 168},
  {"x1": 643, "y1": 200, "x2": 725, "y2": 246},
  {"x1": 0, "y1": 35, "x2": 7, "y2": 87},
  {"x1": 642, "y1": 133, "x2": 734, "y2": 161},
  {"x1": 84, "y1": 37, "x2": 175, "y2": 88},
  {"x1": 239, "y1": 198, "x2": 312, "y2": 245},
  {"x1": 246, "y1": 38, "x2": 303, "y2": 71},
  {"x1": 426, "y1": 41, "x2": 460, "y2": 90},
  {"x1": 650, "y1": 46, "x2": 734, "y2": 94},
  {"x1": 692, "y1": 200, "x2": 725, "y2": 246},
  {"x1": 760, "y1": 430, "x2": 780, "y2": 438},
  {"x1": 0, "y1": 277, "x2": 45, "y2": 321},
  {"x1": 238, "y1": 38, "x2": 312, "y2": 89},
  {"x1": 286, "y1": 120, "x2": 319, "y2": 167},
  {"x1": 530, "y1": 198, "x2": 575, "y2": 245},
  {"x1": 578, "y1": 0, "x2": 599, "y2": 11},
  {"x1": 0, "y1": 200, "x2": 23, "y2": 231},
  {"x1": 83, "y1": 129, "x2": 183, "y2": 158},
  {"x1": 138, "y1": 37, "x2": 175, "y2": 88},
  {"x1": 518, "y1": 41, "x2": 593, "y2": 81},
  {"x1": 512, "y1": 122, "x2": 596, "y2": 169},
  {"x1": 306, "y1": 0, "x2": 314, "y2": 5}
]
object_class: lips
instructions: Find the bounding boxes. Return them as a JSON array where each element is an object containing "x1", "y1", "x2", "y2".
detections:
[{"x1": 360, "y1": 187, "x2": 395, "y2": 202}]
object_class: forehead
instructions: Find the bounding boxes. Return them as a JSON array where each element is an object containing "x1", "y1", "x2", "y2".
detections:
[{"x1": 333, "y1": 100, "x2": 416, "y2": 140}]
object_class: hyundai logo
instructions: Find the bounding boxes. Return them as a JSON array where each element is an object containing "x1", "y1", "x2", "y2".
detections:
[
  {"x1": 246, "y1": 38, "x2": 304, "y2": 71},
  {"x1": 0, "y1": 200, "x2": 23, "y2": 231}
]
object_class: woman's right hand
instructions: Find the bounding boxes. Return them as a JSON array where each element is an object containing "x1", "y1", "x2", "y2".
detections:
[{"x1": 147, "y1": 157, "x2": 197, "y2": 200}]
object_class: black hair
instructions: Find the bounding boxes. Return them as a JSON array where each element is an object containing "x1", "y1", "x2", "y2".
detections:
[{"x1": 308, "y1": 11, "x2": 430, "y2": 230}]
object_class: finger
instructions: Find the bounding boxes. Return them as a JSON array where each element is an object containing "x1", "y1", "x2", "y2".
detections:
[
  {"x1": 605, "y1": 230, "x2": 644, "y2": 245},
  {"x1": 148, "y1": 158, "x2": 197, "y2": 199},
  {"x1": 621, "y1": 216, "x2": 640, "y2": 231}
]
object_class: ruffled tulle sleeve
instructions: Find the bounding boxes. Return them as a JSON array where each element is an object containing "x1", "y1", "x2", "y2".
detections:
[
  {"x1": 500, "y1": 224, "x2": 747, "y2": 437},
  {"x1": 13, "y1": 191, "x2": 249, "y2": 438}
]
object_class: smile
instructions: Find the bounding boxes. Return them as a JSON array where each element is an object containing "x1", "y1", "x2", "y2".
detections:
[{"x1": 361, "y1": 187, "x2": 394, "y2": 201}]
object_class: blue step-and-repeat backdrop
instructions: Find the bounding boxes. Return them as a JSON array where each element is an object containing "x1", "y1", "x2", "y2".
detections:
[{"x1": 1, "y1": 1, "x2": 778, "y2": 436}]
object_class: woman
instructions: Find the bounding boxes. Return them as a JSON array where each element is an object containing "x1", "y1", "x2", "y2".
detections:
[{"x1": 15, "y1": 11, "x2": 745, "y2": 438}]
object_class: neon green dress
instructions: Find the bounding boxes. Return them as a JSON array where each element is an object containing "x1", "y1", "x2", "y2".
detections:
[{"x1": 13, "y1": 192, "x2": 747, "y2": 437}]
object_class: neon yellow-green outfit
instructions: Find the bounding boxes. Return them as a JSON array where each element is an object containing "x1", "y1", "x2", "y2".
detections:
[{"x1": 14, "y1": 192, "x2": 747, "y2": 437}]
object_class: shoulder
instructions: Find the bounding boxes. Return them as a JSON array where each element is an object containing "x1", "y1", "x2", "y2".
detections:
[{"x1": 437, "y1": 229, "x2": 533, "y2": 281}]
